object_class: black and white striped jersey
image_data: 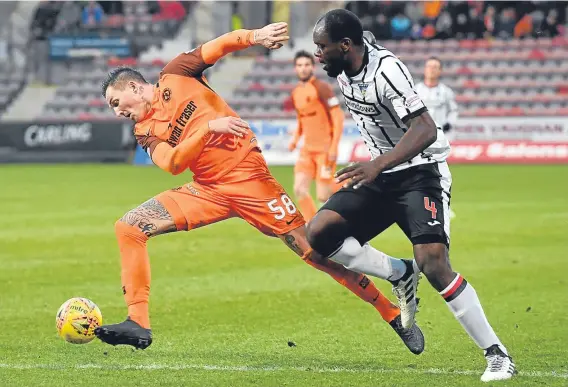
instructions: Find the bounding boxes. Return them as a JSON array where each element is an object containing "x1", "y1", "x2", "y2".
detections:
[
  {"x1": 336, "y1": 40, "x2": 450, "y2": 172},
  {"x1": 415, "y1": 82, "x2": 459, "y2": 128}
]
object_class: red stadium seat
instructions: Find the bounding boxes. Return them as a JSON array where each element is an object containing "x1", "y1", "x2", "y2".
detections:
[
  {"x1": 151, "y1": 59, "x2": 166, "y2": 67},
  {"x1": 78, "y1": 112, "x2": 95, "y2": 120},
  {"x1": 88, "y1": 99, "x2": 105, "y2": 107},
  {"x1": 107, "y1": 57, "x2": 138, "y2": 67}
]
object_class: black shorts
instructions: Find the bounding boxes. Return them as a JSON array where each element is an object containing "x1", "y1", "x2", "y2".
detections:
[{"x1": 320, "y1": 162, "x2": 452, "y2": 247}]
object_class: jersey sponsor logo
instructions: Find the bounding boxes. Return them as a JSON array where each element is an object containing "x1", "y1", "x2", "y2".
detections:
[
  {"x1": 167, "y1": 101, "x2": 198, "y2": 146},
  {"x1": 357, "y1": 83, "x2": 369, "y2": 97},
  {"x1": 166, "y1": 123, "x2": 183, "y2": 147},
  {"x1": 162, "y1": 88, "x2": 172, "y2": 102},
  {"x1": 405, "y1": 94, "x2": 422, "y2": 108},
  {"x1": 344, "y1": 98, "x2": 379, "y2": 115}
]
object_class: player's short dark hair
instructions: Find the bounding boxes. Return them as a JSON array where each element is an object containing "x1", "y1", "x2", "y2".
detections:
[
  {"x1": 294, "y1": 50, "x2": 314, "y2": 64},
  {"x1": 101, "y1": 67, "x2": 147, "y2": 98},
  {"x1": 316, "y1": 9, "x2": 363, "y2": 46},
  {"x1": 427, "y1": 56, "x2": 443, "y2": 68}
]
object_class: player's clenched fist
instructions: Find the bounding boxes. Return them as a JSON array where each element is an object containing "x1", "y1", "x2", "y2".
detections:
[
  {"x1": 254, "y1": 22, "x2": 289, "y2": 50},
  {"x1": 208, "y1": 116, "x2": 250, "y2": 138}
]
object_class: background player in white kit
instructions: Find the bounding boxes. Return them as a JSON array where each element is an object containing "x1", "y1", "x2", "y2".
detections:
[
  {"x1": 416, "y1": 57, "x2": 459, "y2": 218},
  {"x1": 306, "y1": 9, "x2": 515, "y2": 382}
]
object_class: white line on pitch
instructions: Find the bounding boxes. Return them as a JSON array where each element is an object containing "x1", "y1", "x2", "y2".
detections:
[{"x1": 0, "y1": 363, "x2": 567, "y2": 379}]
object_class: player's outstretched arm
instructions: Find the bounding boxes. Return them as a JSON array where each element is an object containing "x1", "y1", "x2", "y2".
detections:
[
  {"x1": 138, "y1": 117, "x2": 250, "y2": 175},
  {"x1": 161, "y1": 23, "x2": 288, "y2": 79},
  {"x1": 201, "y1": 22, "x2": 289, "y2": 65}
]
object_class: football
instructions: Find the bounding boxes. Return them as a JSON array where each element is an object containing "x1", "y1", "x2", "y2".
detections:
[{"x1": 55, "y1": 297, "x2": 103, "y2": 344}]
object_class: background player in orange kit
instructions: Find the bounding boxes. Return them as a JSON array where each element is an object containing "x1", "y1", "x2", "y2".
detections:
[
  {"x1": 289, "y1": 50, "x2": 344, "y2": 221},
  {"x1": 95, "y1": 22, "x2": 425, "y2": 354}
]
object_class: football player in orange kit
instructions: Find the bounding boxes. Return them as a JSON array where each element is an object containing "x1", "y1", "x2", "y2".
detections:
[
  {"x1": 289, "y1": 50, "x2": 344, "y2": 221},
  {"x1": 95, "y1": 22, "x2": 424, "y2": 354}
]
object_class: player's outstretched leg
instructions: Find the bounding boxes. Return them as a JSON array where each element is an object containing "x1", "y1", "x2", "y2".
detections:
[
  {"x1": 414, "y1": 243, "x2": 515, "y2": 381},
  {"x1": 307, "y1": 210, "x2": 420, "y2": 329},
  {"x1": 281, "y1": 228, "x2": 424, "y2": 355},
  {"x1": 95, "y1": 197, "x2": 181, "y2": 349}
]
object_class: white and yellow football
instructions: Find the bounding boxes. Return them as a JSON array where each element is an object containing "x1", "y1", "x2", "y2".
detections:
[{"x1": 56, "y1": 297, "x2": 102, "y2": 344}]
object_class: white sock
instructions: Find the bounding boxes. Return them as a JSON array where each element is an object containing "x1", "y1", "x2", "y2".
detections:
[
  {"x1": 441, "y1": 274, "x2": 507, "y2": 355},
  {"x1": 328, "y1": 237, "x2": 407, "y2": 281}
]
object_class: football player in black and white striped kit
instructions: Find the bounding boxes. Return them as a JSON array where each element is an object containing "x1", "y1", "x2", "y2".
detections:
[
  {"x1": 416, "y1": 57, "x2": 459, "y2": 218},
  {"x1": 306, "y1": 9, "x2": 515, "y2": 382}
]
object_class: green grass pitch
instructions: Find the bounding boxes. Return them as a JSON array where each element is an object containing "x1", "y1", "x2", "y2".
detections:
[{"x1": 1, "y1": 163, "x2": 567, "y2": 387}]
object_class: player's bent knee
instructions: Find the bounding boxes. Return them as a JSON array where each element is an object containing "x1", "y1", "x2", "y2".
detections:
[
  {"x1": 114, "y1": 219, "x2": 146, "y2": 240},
  {"x1": 294, "y1": 188, "x2": 310, "y2": 199},
  {"x1": 316, "y1": 185, "x2": 332, "y2": 203},
  {"x1": 414, "y1": 242, "x2": 454, "y2": 288},
  {"x1": 306, "y1": 210, "x2": 349, "y2": 257},
  {"x1": 293, "y1": 182, "x2": 310, "y2": 199}
]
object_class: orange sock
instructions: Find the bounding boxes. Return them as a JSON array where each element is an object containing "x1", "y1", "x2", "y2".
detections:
[
  {"x1": 302, "y1": 249, "x2": 400, "y2": 323},
  {"x1": 115, "y1": 221, "x2": 151, "y2": 329},
  {"x1": 298, "y1": 195, "x2": 318, "y2": 222}
]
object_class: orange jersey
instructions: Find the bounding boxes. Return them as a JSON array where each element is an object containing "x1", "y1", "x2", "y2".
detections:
[
  {"x1": 134, "y1": 31, "x2": 259, "y2": 184},
  {"x1": 291, "y1": 76, "x2": 344, "y2": 153}
]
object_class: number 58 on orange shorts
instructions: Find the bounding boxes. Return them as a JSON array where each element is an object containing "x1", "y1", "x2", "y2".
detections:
[{"x1": 155, "y1": 150, "x2": 305, "y2": 237}]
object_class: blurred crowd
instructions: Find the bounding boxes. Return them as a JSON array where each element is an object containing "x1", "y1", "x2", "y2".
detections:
[
  {"x1": 346, "y1": 1, "x2": 566, "y2": 40},
  {"x1": 31, "y1": 0, "x2": 192, "y2": 39}
]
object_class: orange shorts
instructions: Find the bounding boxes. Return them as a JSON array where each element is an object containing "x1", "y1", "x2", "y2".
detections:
[
  {"x1": 294, "y1": 150, "x2": 336, "y2": 182},
  {"x1": 156, "y1": 150, "x2": 305, "y2": 237}
]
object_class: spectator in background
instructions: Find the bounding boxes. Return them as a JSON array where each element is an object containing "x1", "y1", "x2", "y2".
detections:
[
  {"x1": 31, "y1": 1, "x2": 60, "y2": 40},
  {"x1": 158, "y1": 0, "x2": 186, "y2": 21},
  {"x1": 423, "y1": 0, "x2": 443, "y2": 22},
  {"x1": 484, "y1": 5, "x2": 496, "y2": 37},
  {"x1": 435, "y1": 11, "x2": 453, "y2": 39},
  {"x1": 422, "y1": 23, "x2": 436, "y2": 39},
  {"x1": 469, "y1": 6, "x2": 486, "y2": 39},
  {"x1": 390, "y1": 13, "x2": 412, "y2": 39},
  {"x1": 373, "y1": 13, "x2": 392, "y2": 40},
  {"x1": 411, "y1": 23, "x2": 423, "y2": 40},
  {"x1": 495, "y1": 8, "x2": 516, "y2": 39},
  {"x1": 514, "y1": 12, "x2": 533, "y2": 38},
  {"x1": 405, "y1": 1, "x2": 423, "y2": 23},
  {"x1": 55, "y1": 1, "x2": 82, "y2": 32},
  {"x1": 82, "y1": 1, "x2": 104, "y2": 27},
  {"x1": 453, "y1": 13, "x2": 470, "y2": 39},
  {"x1": 539, "y1": 9, "x2": 559, "y2": 37}
]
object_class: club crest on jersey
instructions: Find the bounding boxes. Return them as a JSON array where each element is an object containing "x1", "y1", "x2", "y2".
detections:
[
  {"x1": 162, "y1": 88, "x2": 172, "y2": 102},
  {"x1": 357, "y1": 83, "x2": 369, "y2": 97}
]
